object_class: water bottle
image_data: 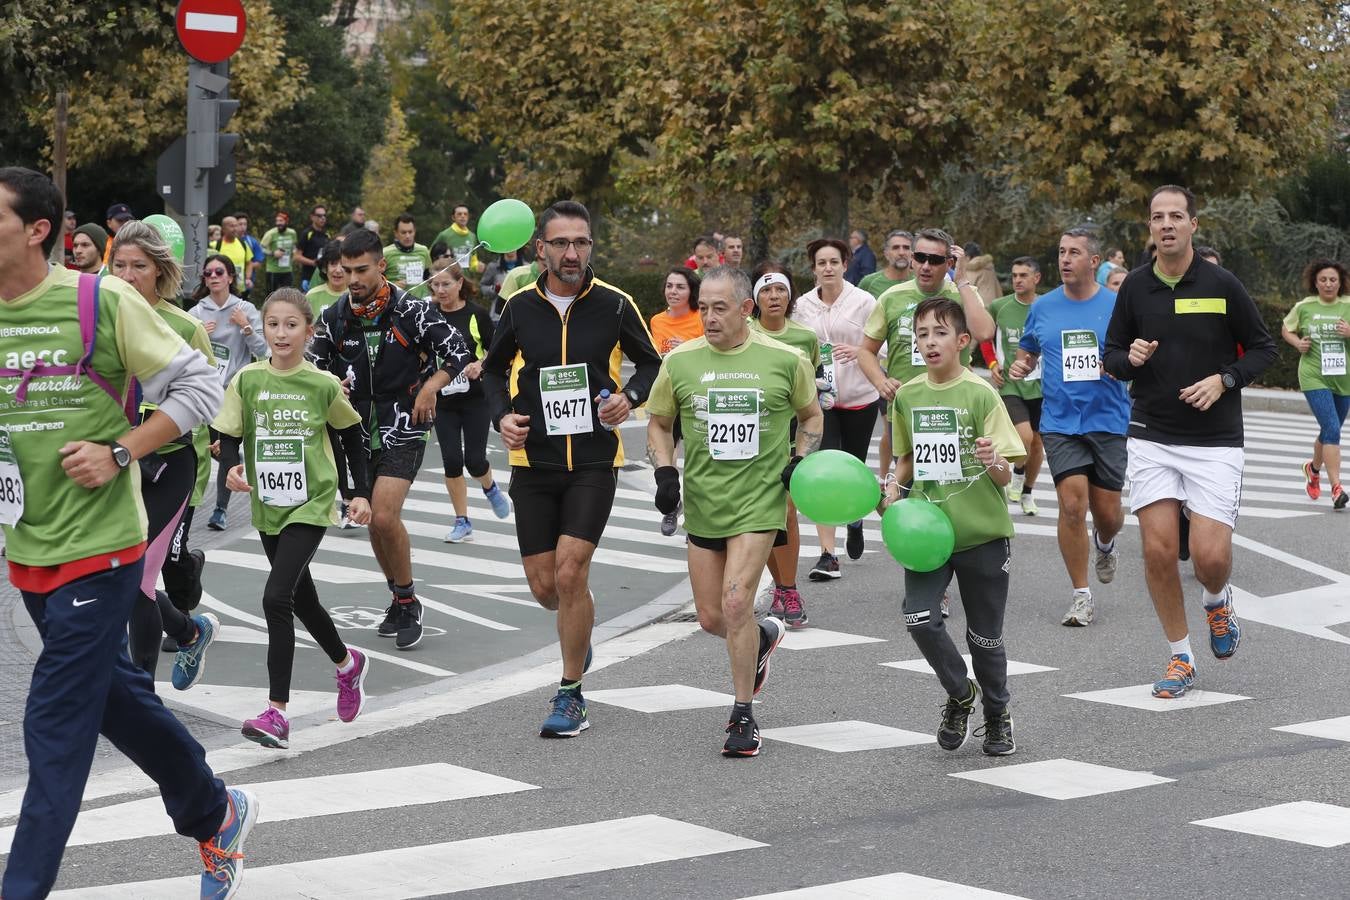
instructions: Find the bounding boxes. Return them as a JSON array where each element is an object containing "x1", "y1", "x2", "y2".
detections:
[{"x1": 598, "y1": 389, "x2": 618, "y2": 431}]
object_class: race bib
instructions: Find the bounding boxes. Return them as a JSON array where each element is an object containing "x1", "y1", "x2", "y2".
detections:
[
  {"x1": 911, "y1": 407, "x2": 962, "y2": 482},
  {"x1": 820, "y1": 343, "x2": 836, "y2": 391},
  {"x1": 1322, "y1": 339, "x2": 1347, "y2": 376},
  {"x1": 1061, "y1": 329, "x2": 1101, "y2": 382},
  {"x1": 0, "y1": 430, "x2": 25, "y2": 527},
  {"x1": 211, "y1": 341, "x2": 230, "y2": 379},
  {"x1": 539, "y1": 364, "x2": 592, "y2": 435},
  {"x1": 401, "y1": 261, "x2": 423, "y2": 286},
  {"x1": 909, "y1": 328, "x2": 924, "y2": 368},
  {"x1": 255, "y1": 436, "x2": 308, "y2": 507},
  {"x1": 440, "y1": 371, "x2": 471, "y2": 396},
  {"x1": 706, "y1": 388, "x2": 760, "y2": 460}
]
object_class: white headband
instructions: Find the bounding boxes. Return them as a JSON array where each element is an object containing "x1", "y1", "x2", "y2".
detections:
[{"x1": 753, "y1": 272, "x2": 790, "y2": 300}]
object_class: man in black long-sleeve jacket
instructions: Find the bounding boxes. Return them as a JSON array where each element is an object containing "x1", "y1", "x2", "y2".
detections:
[
  {"x1": 1103, "y1": 184, "x2": 1277, "y2": 701},
  {"x1": 482, "y1": 200, "x2": 662, "y2": 738}
]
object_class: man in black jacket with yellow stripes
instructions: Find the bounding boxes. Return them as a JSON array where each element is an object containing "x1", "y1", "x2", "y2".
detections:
[{"x1": 483, "y1": 200, "x2": 662, "y2": 738}]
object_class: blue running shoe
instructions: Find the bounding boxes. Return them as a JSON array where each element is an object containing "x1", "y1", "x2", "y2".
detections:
[
  {"x1": 1206, "y1": 591, "x2": 1241, "y2": 659},
  {"x1": 199, "y1": 787, "x2": 259, "y2": 899},
  {"x1": 206, "y1": 507, "x2": 226, "y2": 531},
  {"x1": 1151, "y1": 654, "x2": 1196, "y2": 699},
  {"x1": 444, "y1": 516, "x2": 473, "y2": 543},
  {"x1": 484, "y1": 481, "x2": 511, "y2": 518},
  {"x1": 172, "y1": 612, "x2": 220, "y2": 691},
  {"x1": 540, "y1": 690, "x2": 589, "y2": 738}
]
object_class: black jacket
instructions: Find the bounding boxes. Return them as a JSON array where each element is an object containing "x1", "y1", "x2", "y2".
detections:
[{"x1": 483, "y1": 268, "x2": 661, "y2": 470}]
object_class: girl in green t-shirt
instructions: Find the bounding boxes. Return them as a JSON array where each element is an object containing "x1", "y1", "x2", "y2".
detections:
[
  {"x1": 216, "y1": 289, "x2": 374, "y2": 749},
  {"x1": 1281, "y1": 260, "x2": 1350, "y2": 509}
]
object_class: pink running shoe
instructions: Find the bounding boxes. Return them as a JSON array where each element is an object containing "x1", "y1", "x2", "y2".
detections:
[
  {"x1": 769, "y1": 587, "x2": 786, "y2": 618},
  {"x1": 781, "y1": 588, "x2": 809, "y2": 629},
  {"x1": 336, "y1": 648, "x2": 369, "y2": 723},
  {"x1": 242, "y1": 706, "x2": 289, "y2": 750}
]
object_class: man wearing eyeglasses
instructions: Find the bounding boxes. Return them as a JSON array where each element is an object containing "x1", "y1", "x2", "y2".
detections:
[
  {"x1": 858, "y1": 227, "x2": 995, "y2": 480},
  {"x1": 482, "y1": 200, "x2": 662, "y2": 739}
]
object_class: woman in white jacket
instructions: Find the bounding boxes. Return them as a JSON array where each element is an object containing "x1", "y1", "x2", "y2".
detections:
[{"x1": 791, "y1": 237, "x2": 880, "y2": 582}]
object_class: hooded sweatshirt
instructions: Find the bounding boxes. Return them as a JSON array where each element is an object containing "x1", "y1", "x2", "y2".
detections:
[
  {"x1": 190, "y1": 293, "x2": 269, "y2": 382},
  {"x1": 792, "y1": 281, "x2": 881, "y2": 409},
  {"x1": 965, "y1": 254, "x2": 1002, "y2": 306}
]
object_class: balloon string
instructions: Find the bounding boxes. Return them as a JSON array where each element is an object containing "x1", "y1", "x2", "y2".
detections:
[
  {"x1": 907, "y1": 465, "x2": 998, "y2": 506},
  {"x1": 402, "y1": 241, "x2": 488, "y2": 295}
]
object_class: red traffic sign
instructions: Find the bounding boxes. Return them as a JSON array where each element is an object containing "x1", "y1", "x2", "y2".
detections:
[{"x1": 175, "y1": 0, "x2": 246, "y2": 64}]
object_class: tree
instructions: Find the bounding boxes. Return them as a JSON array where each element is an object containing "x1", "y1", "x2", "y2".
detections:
[
  {"x1": 958, "y1": 0, "x2": 1348, "y2": 208},
  {"x1": 360, "y1": 99, "x2": 417, "y2": 229}
]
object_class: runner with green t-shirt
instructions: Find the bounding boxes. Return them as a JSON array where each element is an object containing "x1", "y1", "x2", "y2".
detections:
[
  {"x1": 986, "y1": 256, "x2": 1045, "y2": 516},
  {"x1": 857, "y1": 229, "x2": 913, "y2": 299},
  {"x1": 261, "y1": 211, "x2": 299, "y2": 293},
  {"x1": 216, "y1": 288, "x2": 374, "y2": 750},
  {"x1": 1281, "y1": 260, "x2": 1350, "y2": 508},
  {"x1": 384, "y1": 214, "x2": 434, "y2": 289},
  {"x1": 648, "y1": 266, "x2": 824, "y2": 757},
  {"x1": 883, "y1": 296, "x2": 1026, "y2": 756},
  {"x1": 434, "y1": 203, "x2": 482, "y2": 275}
]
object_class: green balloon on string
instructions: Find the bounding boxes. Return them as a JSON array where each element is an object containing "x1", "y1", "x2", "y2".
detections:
[
  {"x1": 477, "y1": 199, "x2": 536, "y2": 253},
  {"x1": 789, "y1": 449, "x2": 881, "y2": 527},
  {"x1": 143, "y1": 214, "x2": 185, "y2": 263},
  {"x1": 881, "y1": 498, "x2": 955, "y2": 572}
]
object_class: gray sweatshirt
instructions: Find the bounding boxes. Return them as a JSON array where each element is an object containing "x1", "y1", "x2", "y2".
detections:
[{"x1": 189, "y1": 293, "x2": 269, "y2": 382}]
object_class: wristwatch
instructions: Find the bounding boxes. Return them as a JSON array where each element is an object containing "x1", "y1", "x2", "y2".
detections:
[
  {"x1": 1220, "y1": 372, "x2": 1237, "y2": 391},
  {"x1": 109, "y1": 441, "x2": 132, "y2": 469},
  {"x1": 624, "y1": 388, "x2": 641, "y2": 406}
]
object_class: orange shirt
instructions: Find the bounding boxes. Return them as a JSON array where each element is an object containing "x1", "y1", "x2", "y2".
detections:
[{"x1": 650, "y1": 309, "x2": 704, "y2": 356}]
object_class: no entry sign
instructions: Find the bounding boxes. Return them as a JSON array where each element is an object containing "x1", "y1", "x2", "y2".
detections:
[{"x1": 175, "y1": 0, "x2": 246, "y2": 64}]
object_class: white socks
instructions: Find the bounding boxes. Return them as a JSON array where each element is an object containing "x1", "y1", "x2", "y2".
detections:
[
  {"x1": 1202, "y1": 585, "x2": 1231, "y2": 610},
  {"x1": 1168, "y1": 637, "x2": 1194, "y2": 661}
]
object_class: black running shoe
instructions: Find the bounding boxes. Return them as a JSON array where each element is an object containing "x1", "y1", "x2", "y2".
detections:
[
  {"x1": 937, "y1": 679, "x2": 978, "y2": 751},
  {"x1": 186, "y1": 549, "x2": 206, "y2": 610},
  {"x1": 807, "y1": 552, "x2": 840, "y2": 581},
  {"x1": 377, "y1": 600, "x2": 399, "y2": 638},
  {"x1": 395, "y1": 598, "x2": 424, "y2": 650},
  {"x1": 753, "y1": 616, "x2": 786, "y2": 696},
  {"x1": 722, "y1": 709, "x2": 761, "y2": 757},
  {"x1": 977, "y1": 710, "x2": 1016, "y2": 756},
  {"x1": 845, "y1": 521, "x2": 865, "y2": 560}
]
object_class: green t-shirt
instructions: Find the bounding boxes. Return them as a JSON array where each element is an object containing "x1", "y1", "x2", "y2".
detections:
[
  {"x1": 149, "y1": 300, "x2": 216, "y2": 468},
  {"x1": 864, "y1": 278, "x2": 970, "y2": 383},
  {"x1": 306, "y1": 283, "x2": 343, "y2": 321},
  {"x1": 749, "y1": 317, "x2": 821, "y2": 369},
  {"x1": 384, "y1": 242, "x2": 433, "y2": 289},
  {"x1": 891, "y1": 369, "x2": 1026, "y2": 554},
  {"x1": 261, "y1": 227, "x2": 298, "y2": 274},
  {"x1": 500, "y1": 262, "x2": 540, "y2": 300},
  {"x1": 434, "y1": 224, "x2": 480, "y2": 274},
  {"x1": 213, "y1": 360, "x2": 362, "y2": 534},
  {"x1": 647, "y1": 330, "x2": 815, "y2": 538},
  {"x1": 858, "y1": 270, "x2": 907, "y2": 300},
  {"x1": 988, "y1": 294, "x2": 1043, "y2": 400},
  {"x1": 0, "y1": 270, "x2": 186, "y2": 566},
  {"x1": 1283, "y1": 295, "x2": 1350, "y2": 394}
]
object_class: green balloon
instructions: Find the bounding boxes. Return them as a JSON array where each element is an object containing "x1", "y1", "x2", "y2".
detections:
[
  {"x1": 881, "y1": 498, "x2": 955, "y2": 572},
  {"x1": 144, "y1": 214, "x2": 185, "y2": 263},
  {"x1": 789, "y1": 449, "x2": 881, "y2": 527},
  {"x1": 477, "y1": 199, "x2": 536, "y2": 253}
]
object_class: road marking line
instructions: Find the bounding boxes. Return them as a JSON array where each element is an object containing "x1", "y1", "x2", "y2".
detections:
[
  {"x1": 399, "y1": 516, "x2": 687, "y2": 573},
  {"x1": 741, "y1": 871, "x2": 1032, "y2": 898},
  {"x1": 426, "y1": 583, "x2": 541, "y2": 608},
  {"x1": 207, "y1": 548, "x2": 387, "y2": 583},
  {"x1": 415, "y1": 595, "x2": 518, "y2": 631}
]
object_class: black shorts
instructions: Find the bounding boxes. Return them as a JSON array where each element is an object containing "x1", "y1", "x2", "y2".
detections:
[
  {"x1": 1002, "y1": 395, "x2": 1043, "y2": 433},
  {"x1": 1041, "y1": 432, "x2": 1126, "y2": 491},
  {"x1": 509, "y1": 466, "x2": 617, "y2": 556},
  {"x1": 371, "y1": 438, "x2": 428, "y2": 482},
  {"x1": 687, "y1": 530, "x2": 788, "y2": 552}
]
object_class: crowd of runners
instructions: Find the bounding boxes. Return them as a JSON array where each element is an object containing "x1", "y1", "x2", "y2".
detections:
[{"x1": 2, "y1": 163, "x2": 1348, "y2": 897}]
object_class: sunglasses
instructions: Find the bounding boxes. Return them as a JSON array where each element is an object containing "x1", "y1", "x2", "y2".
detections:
[
  {"x1": 204, "y1": 268, "x2": 229, "y2": 277},
  {"x1": 912, "y1": 252, "x2": 952, "y2": 266}
]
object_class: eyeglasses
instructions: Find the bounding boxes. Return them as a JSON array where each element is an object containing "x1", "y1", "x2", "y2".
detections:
[
  {"x1": 204, "y1": 268, "x2": 229, "y2": 277},
  {"x1": 912, "y1": 251, "x2": 952, "y2": 266},
  {"x1": 313, "y1": 213, "x2": 327, "y2": 218},
  {"x1": 544, "y1": 237, "x2": 593, "y2": 252}
]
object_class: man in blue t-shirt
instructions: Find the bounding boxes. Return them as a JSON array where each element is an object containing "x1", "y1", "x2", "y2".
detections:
[{"x1": 1010, "y1": 227, "x2": 1131, "y2": 628}]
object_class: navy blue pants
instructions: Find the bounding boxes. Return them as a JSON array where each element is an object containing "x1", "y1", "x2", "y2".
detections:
[{"x1": 3, "y1": 560, "x2": 227, "y2": 899}]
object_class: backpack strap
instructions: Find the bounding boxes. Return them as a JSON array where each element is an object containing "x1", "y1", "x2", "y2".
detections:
[{"x1": 76, "y1": 273, "x2": 138, "y2": 425}]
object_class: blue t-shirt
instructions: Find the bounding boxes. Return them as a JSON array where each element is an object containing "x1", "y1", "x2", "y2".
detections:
[
  {"x1": 1095, "y1": 260, "x2": 1116, "y2": 286},
  {"x1": 1018, "y1": 285, "x2": 1131, "y2": 435}
]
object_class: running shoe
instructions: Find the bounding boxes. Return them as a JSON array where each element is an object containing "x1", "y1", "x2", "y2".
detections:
[
  {"x1": 199, "y1": 787, "x2": 259, "y2": 900},
  {"x1": 1020, "y1": 494, "x2": 1038, "y2": 516},
  {"x1": 335, "y1": 648, "x2": 369, "y2": 723},
  {"x1": 377, "y1": 599, "x2": 399, "y2": 638},
  {"x1": 753, "y1": 615, "x2": 787, "y2": 696},
  {"x1": 768, "y1": 586, "x2": 786, "y2": 618},
  {"x1": 395, "y1": 597, "x2": 424, "y2": 650},
  {"x1": 937, "y1": 679, "x2": 978, "y2": 750},
  {"x1": 1061, "y1": 591, "x2": 1094, "y2": 626},
  {"x1": 940, "y1": 591, "x2": 951, "y2": 619},
  {"x1": 241, "y1": 707, "x2": 289, "y2": 749},
  {"x1": 808, "y1": 552, "x2": 840, "y2": 581},
  {"x1": 659, "y1": 499, "x2": 681, "y2": 537},
  {"x1": 1093, "y1": 533, "x2": 1118, "y2": 583},
  {"x1": 1151, "y1": 654, "x2": 1195, "y2": 698},
  {"x1": 338, "y1": 502, "x2": 364, "y2": 529},
  {"x1": 171, "y1": 612, "x2": 219, "y2": 691},
  {"x1": 722, "y1": 708, "x2": 761, "y2": 758},
  {"x1": 1334, "y1": 483, "x2": 1348, "y2": 511},
  {"x1": 206, "y1": 507, "x2": 227, "y2": 531},
  {"x1": 976, "y1": 709, "x2": 1016, "y2": 756},
  {"x1": 484, "y1": 482, "x2": 511, "y2": 518},
  {"x1": 845, "y1": 521, "x2": 865, "y2": 560},
  {"x1": 444, "y1": 516, "x2": 474, "y2": 543},
  {"x1": 187, "y1": 548, "x2": 206, "y2": 609},
  {"x1": 1206, "y1": 590, "x2": 1241, "y2": 659},
  {"x1": 781, "y1": 588, "x2": 808, "y2": 629},
  {"x1": 1006, "y1": 471, "x2": 1025, "y2": 503},
  {"x1": 1304, "y1": 461, "x2": 1321, "y2": 500},
  {"x1": 540, "y1": 690, "x2": 589, "y2": 737}
]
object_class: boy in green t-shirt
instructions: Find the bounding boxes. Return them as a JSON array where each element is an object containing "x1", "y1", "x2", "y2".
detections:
[{"x1": 883, "y1": 296, "x2": 1025, "y2": 757}]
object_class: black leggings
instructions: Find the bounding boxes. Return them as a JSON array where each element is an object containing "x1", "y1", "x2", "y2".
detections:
[
  {"x1": 434, "y1": 398, "x2": 491, "y2": 480},
  {"x1": 822, "y1": 404, "x2": 878, "y2": 465},
  {"x1": 160, "y1": 504, "x2": 202, "y2": 613},
  {"x1": 259, "y1": 523, "x2": 348, "y2": 704},
  {"x1": 209, "y1": 427, "x2": 239, "y2": 512},
  {"x1": 128, "y1": 448, "x2": 198, "y2": 677}
]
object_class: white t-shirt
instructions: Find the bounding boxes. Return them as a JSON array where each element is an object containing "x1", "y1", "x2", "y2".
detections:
[{"x1": 544, "y1": 287, "x2": 576, "y2": 318}]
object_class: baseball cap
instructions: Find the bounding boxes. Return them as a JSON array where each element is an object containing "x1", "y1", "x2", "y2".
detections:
[{"x1": 105, "y1": 203, "x2": 134, "y2": 222}]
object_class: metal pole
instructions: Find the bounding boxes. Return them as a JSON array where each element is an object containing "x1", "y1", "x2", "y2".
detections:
[{"x1": 183, "y1": 60, "x2": 226, "y2": 298}]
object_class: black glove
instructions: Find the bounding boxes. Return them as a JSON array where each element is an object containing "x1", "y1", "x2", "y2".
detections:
[
  {"x1": 780, "y1": 455, "x2": 803, "y2": 490},
  {"x1": 654, "y1": 465, "x2": 681, "y2": 514}
]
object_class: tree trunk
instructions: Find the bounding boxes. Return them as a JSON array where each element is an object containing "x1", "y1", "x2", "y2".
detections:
[
  {"x1": 820, "y1": 171, "x2": 849, "y2": 240},
  {"x1": 48, "y1": 91, "x2": 69, "y2": 265},
  {"x1": 749, "y1": 188, "x2": 771, "y2": 264}
]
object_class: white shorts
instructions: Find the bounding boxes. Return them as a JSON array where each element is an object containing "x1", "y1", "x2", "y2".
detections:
[{"x1": 1126, "y1": 437, "x2": 1243, "y2": 529}]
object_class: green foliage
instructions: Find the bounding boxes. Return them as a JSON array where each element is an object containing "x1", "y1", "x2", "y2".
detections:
[
  {"x1": 0, "y1": 2, "x2": 173, "y2": 93},
  {"x1": 1252, "y1": 296, "x2": 1304, "y2": 390},
  {"x1": 360, "y1": 100, "x2": 417, "y2": 230},
  {"x1": 1279, "y1": 152, "x2": 1350, "y2": 231},
  {"x1": 602, "y1": 271, "x2": 671, "y2": 321}
]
